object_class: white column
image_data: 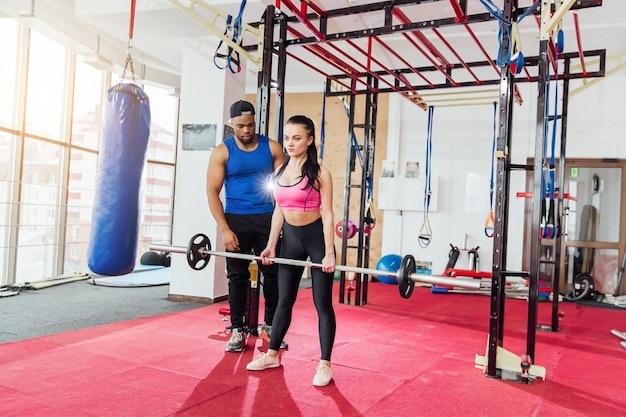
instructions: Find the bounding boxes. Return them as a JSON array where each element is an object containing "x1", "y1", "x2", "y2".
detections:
[
  {"x1": 168, "y1": 41, "x2": 248, "y2": 301},
  {"x1": 380, "y1": 94, "x2": 404, "y2": 256}
]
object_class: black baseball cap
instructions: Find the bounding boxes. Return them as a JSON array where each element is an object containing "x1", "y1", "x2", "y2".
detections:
[{"x1": 230, "y1": 100, "x2": 256, "y2": 119}]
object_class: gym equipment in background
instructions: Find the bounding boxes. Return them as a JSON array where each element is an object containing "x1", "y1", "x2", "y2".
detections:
[{"x1": 376, "y1": 254, "x2": 403, "y2": 284}]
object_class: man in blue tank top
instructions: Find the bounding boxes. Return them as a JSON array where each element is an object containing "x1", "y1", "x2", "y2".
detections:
[{"x1": 207, "y1": 100, "x2": 286, "y2": 352}]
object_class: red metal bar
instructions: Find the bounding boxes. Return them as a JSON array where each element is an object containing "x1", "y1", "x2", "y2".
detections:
[
  {"x1": 287, "y1": 27, "x2": 394, "y2": 91},
  {"x1": 464, "y1": 25, "x2": 500, "y2": 74},
  {"x1": 372, "y1": 36, "x2": 435, "y2": 88},
  {"x1": 329, "y1": 40, "x2": 396, "y2": 90},
  {"x1": 308, "y1": 44, "x2": 376, "y2": 91},
  {"x1": 393, "y1": 9, "x2": 451, "y2": 68},
  {"x1": 280, "y1": 0, "x2": 326, "y2": 41},
  {"x1": 344, "y1": 39, "x2": 412, "y2": 91},
  {"x1": 449, "y1": 0, "x2": 467, "y2": 23},
  {"x1": 572, "y1": 12, "x2": 588, "y2": 77},
  {"x1": 299, "y1": 0, "x2": 326, "y2": 19},
  {"x1": 401, "y1": 32, "x2": 458, "y2": 86},
  {"x1": 286, "y1": 51, "x2": 354, "y2": 93},
  {"x1": 287, "y1": 26, "x2": 375, "y2": 92},
  {"x1": 513, "y1": 84, "x2": 523, "y2": 105},
  {"x1": 367, "y1": 36, "x2": 372, "y2": 71},
  {"x1": 431, "y1": 28, "x2": 480, "y2": 83}
]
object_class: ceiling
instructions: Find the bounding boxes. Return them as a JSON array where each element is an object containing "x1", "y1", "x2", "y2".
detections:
[{"x1": 2, "y1": 1, "x2": 625, "y2": 95}]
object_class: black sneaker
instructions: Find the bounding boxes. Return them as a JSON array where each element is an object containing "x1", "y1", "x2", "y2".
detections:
[{"x1": 225, "y1": 328, "x2": 245, "y2": 352}]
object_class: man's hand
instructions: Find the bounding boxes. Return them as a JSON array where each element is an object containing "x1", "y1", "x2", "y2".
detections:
[{"x1": 222, "y1": 229, "x2": 240, "y2": 252}]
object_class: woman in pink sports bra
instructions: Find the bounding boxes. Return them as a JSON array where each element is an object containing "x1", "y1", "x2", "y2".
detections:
[{"x1": 245, "y1": 115, "x2": 337, "y2": 387}]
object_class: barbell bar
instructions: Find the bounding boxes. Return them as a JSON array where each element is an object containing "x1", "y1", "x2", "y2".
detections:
[{"x1": 149, "y1": 233, "x2": 489, "y2": 299}]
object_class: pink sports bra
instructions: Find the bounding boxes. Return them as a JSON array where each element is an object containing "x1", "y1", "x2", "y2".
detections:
[{"x1": 273, "y1": 176, "x2": 321, "y2": 211}]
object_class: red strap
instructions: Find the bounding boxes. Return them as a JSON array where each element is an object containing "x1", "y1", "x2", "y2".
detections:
[{"x1": 129, "y1": 0, "x2": 136, "y2": 40}]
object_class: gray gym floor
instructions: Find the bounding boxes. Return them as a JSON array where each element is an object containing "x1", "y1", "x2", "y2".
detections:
[
  {"x1": 0, "y1": 273, "x2": 207, "y2": 344},
  {"x1": 0, "y1": 268, "x2": 314, "y2": 344}
]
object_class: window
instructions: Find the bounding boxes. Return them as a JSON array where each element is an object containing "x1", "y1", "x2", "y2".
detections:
[
  {"x1": 64, "y1": 148, "x2": 97, "y2": 274},
  {"x1": 72, "y1": 59, "x2": 104, "y2": 150},
  {"x1": 24, "y1": 30, "x2": 67, "y2": 141},
  {"x1": 143, "y1": 84, "x2": 178, "y2": 164},
  {"x1": 16, "y1": 139, "x2": 63, "y2": 281},
  {"x1": 0, "y1": 18, "x2": 19, "y2": 129},
  {"x1": 1, "y1": 21, "x2": 179, "y2": 285}
]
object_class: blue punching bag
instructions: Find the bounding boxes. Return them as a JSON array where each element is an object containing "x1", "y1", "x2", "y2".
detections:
[{"x1": 87, "y1": 83, "x2": 151, "y2": 275}]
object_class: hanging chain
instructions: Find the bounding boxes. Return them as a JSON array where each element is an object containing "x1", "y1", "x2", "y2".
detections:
[
  {"x1": 120, "y1": 39, "x2": 136, "y2": 83},
  {"x1": 120, "y1": 0, "x2": 137, "y2": 83}
]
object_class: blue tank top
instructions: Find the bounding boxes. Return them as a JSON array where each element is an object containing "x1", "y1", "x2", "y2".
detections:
[{"x1": 223, "y1": 135, "x2": 275, "y2": 214}]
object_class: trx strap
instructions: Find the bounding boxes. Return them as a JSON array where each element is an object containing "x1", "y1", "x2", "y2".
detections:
[
  {"x1": 479, "y1": 0, "x2": 540, "y2": 72},
  {"x1": 363, "y1": 199, "x2": 376, "y2": 235},
  {"x1": 213, "y1": 0, "x2": 247, "y2": 73},
  {"x1": 541, "y1": 61, "x2": 558, "y2": 239},
  {"x1": 484, "y1": 101, "x2": 497, "y2": 237},
  {"x1": 418, "y1": 106, "x2": 434, "y2": 249}
]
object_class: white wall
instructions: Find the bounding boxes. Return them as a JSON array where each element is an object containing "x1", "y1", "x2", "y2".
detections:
[{"x1": 381, "y1": 72, "x2": 626, "y2": 275}]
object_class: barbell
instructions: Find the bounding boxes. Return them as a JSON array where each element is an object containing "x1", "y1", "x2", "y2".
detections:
[{"x1": 149, "y1": 233, "x2": 490, "y2": 299}]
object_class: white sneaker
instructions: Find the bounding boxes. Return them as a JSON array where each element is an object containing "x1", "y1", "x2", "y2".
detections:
[
  {"x1": 312, "y1": 363, "x2": 332, "y2": 387},
  {"x1": 610, "y1": 329, "x2": 626, "y2": 341},
  {"x1": 246, "y1": 352, "x2": 280, "y2": 371}
]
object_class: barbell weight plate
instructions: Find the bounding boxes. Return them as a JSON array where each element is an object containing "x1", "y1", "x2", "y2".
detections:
[
  {"x1": 335, "y1": 220, "x2": 358, "y2": 239},
  {"x1": 187, "y1": 233, "x2": 211, "y2": 270},
  {"x1": 398, "y1": 254, "x2": 416, "y2": 299}
]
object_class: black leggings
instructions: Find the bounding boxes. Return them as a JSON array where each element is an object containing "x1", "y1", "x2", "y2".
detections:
[{"x1": 268, "y1": 218, "x2": 336, "y2": 361}]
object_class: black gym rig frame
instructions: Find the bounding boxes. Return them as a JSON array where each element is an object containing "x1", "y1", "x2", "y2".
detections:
[{"x1": 248, "y1": 0, "x2": 605, "y2": 380}]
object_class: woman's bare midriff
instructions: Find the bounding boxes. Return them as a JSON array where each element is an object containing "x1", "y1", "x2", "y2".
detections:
[{"x1": 282, "y1": 210, "x2": 321, "y2": 227}]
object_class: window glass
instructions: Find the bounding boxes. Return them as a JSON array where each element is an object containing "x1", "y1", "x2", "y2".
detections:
[
  {"x1": 71, "y1": 59, "x2": 104, "y2": 150},
  {"x1": 0, "y1": 18, "x2": 19, "y2": 129},
  {"x1": 24, "y1": 30, "x2": 66, "y2": 141},
  {"x1": 138, "y1": 162, "x2": 175, "y2": 254},
  {"x1": 16, "y1": 139, "x2": 64, "y2": 283},
  {"x1": 566, "y1": 167, "x2": 621, "y2": 243},
  {"x1": 143, "y1": 84, "x2": 179, "y2": 164},
  {"x1": 64, "y1": 148, "x2": 97, "y2": 274},
  {"x1": 0, "y1": 133, "x2": 17, "y2": 285}
]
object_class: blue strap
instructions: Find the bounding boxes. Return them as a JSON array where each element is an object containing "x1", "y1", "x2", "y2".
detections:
[
  {"x1": 478, "y1": 0, "x2": 540, "y2": 68},
  {"x1": 546, "y1": 59, "x2": 559, "y2": 238},
  {"x1": 213, "y1": 1, "x2": 246, "y2": 73},
  {"x1": 419, "y1": 106, "x2": 434, "y2": 248},
  {"x1": 485, "y1": 101, "x2": 497, "y2": 238},
  {"x1": 232, "y1": 0, "x2": 246, "y2": 42},
  {"x1": 320, "y1": 86, "x2": 326, "y2": 161},
  {"x1": 540, "y1": 59, "x2": 559, "y2": 239}
]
